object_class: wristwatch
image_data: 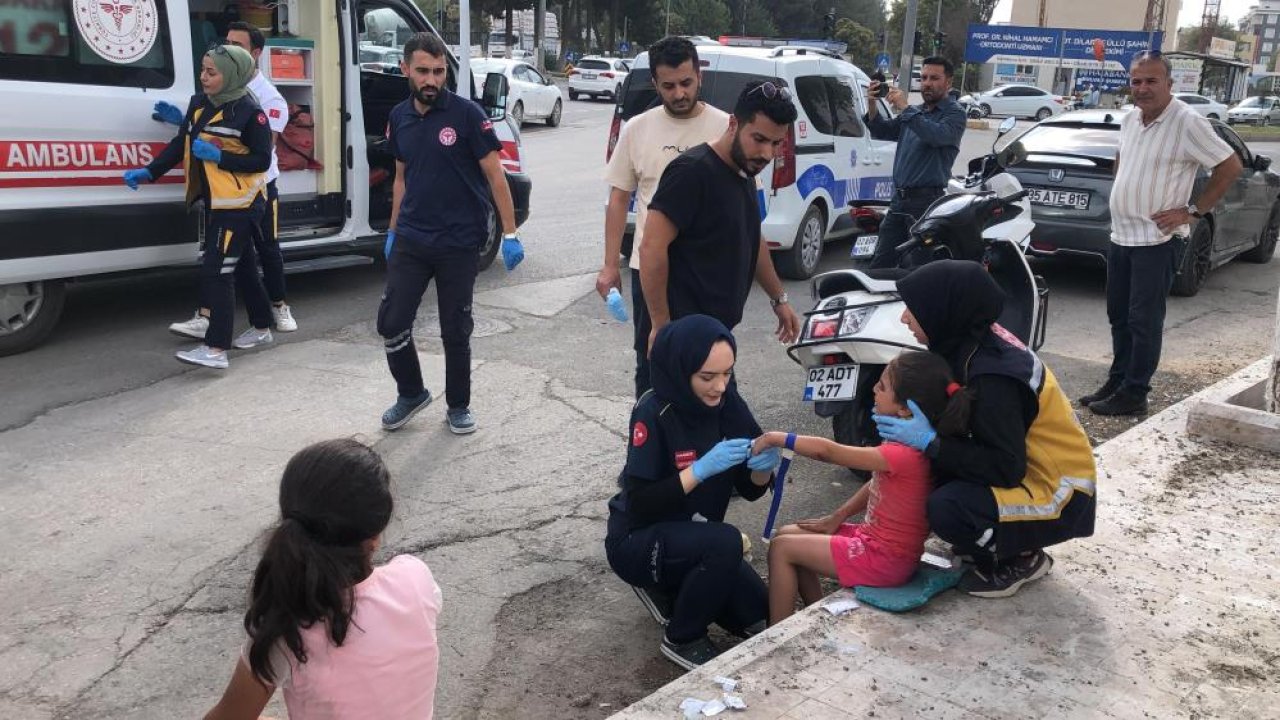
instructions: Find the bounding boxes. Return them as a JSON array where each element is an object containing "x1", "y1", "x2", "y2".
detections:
[
  {"x1": 1186, "y1": 203, "x2": 1203, "y2": 219},
  {"x1": 770, "y1": 292, "x2": 789, "y2": 308}
]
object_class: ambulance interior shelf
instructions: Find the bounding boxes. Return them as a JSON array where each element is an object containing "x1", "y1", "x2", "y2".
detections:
[{"x1": 260, "y1": 39, "x2": 319, "y2": 198}]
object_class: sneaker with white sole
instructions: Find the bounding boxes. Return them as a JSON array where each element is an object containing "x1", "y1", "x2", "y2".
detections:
[
  {"x1": 446, "y1": 407, "x2": 477, "y2": 434},
  {"x1": 272, "y1": 303, "x2": 298, "y2": 332},
  {"x1": 175, "y1": 345, "x2": 228, "y2": 369},
  {"x1": 958, "y1": 550, "x2": 1053, "y2": 598},
  {"x1": 232, "y1": 327, "x2": 274, "y2": 349},
  {"x1": 660, "y1": 635, "x2": 719, "y2": 671},
  {"x1": 630, "y1": 585, "x2": 673, "y2": 627},
  {"x1": 169, "y1": 312, "x2": 209, "y2": 339},
  {"x1": 382, "y1": 390, "x2": 433, "y2": 431}
]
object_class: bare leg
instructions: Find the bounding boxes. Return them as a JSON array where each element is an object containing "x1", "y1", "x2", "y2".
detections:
[{"x1": 767, "y1": 534, "x2": 840, "y2": 624}]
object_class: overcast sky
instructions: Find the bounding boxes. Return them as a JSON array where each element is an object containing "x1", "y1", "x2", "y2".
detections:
[{"x1": 990, "y1": 0, "x2": 1258, "y2": 30}]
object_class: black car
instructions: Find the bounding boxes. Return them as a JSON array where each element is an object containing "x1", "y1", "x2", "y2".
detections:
[{"x1": 1008, "y1": 109, "x2": 1280, "y2": 296}]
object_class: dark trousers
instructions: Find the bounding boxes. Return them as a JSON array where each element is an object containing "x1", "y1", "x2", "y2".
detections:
[
  {"x1": 606, "y1": 520, "x2": 766, "y2": 644},
  {"x1": 630, "y1": 268, "x2": 652, "y2": 398},
  {"x1": 869, "y1": 191, "x2": 942, "y2": 269},
  {"x1": 928, "y1": 480, "x2": 1096, "y2": 562},
  {"x1": 377, "y1": 241, "x2": 478, "y2": 408},
  {"x1": 200, "y1": 209, "x2": 273, "y2": 350},
  {"x1": 1105, "y1": 239, "x2": 1182, "y2": 396},
  {"x1": 253, "y1": 180, "x2": 287, "y2": 304}
]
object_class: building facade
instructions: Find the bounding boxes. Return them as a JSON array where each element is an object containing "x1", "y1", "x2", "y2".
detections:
[{"x1": 1240, "y1": 1, "x2": 1280, "y2": 71}]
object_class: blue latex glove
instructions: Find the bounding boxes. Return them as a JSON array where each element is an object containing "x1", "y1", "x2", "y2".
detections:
[
  {"x1": 122, "y1": 168, "x2": 152, "y2": 190},
  {"x1": 384, "y1": 230, "x2": 396, "y2": 259},
  {"x1": 501, "y1": 235, "x2": 524, "y2": 272},
  {"x1": 191, "y1": 139, "x2": 222, "y2": 163},
  {"x1": 872, "y1": 399, "x2": 937, "y2": 451},
  {"x1": 690, "y1": 438, "x2": 752, "y2": 483},
  {"x1": 152, "y1": 100, "x2": 183, "y2": 125},
  {"x1": 605, "y1": 287, "x2": 629, "y2": 322},
  {"x1": 747, "y1": 446, "x2": 781, "y2": 473}
]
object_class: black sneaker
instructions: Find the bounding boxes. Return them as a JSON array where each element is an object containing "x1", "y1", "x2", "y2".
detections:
[
  {"x1": 738, "y1": 619, "x2": 767, "y2": 638},
  {"x1": 1078, "y1": 378, "x2": 1121, "y2": 406},
  {"x1": 957, "y1": 551, "x2": 1053, "y2": 598},
  {"x1": 660, "y1": 635, "x2": 720, "y2": 671},
  {"x1": 1088, "y1": 390, "x2": 1148, "y2": 416},
  {"x1": 631, "y1": 585, "x2": 673, "y2": 627}
]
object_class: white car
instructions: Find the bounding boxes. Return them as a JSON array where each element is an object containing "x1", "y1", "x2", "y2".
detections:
[
  {"x1": 1228, "y1": 95, "x2": 1280, "y2": 125},
  {"x1": 1174, "y1": 93, "x2": 1228, "y2": 121},
  {"x1": 359, "y1": 43, "x2": 403, "y2": 75},
  {"x1": 471, "y1": 58, "x2": 563, "y2": 127},
  {"x1": 611, "y1": 45, "x2": 898, "y2": 279},
  {"x1": 965, "y1": 84, "x2": 1068, "y2": 120},
  {"x1": 568, "y1": 56, "x2": 629, "y2": 101}
]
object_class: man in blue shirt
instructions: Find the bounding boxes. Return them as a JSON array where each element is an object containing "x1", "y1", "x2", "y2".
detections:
[
  {"x1": 378, "y1": 32, "x2": 522, "y2": 434},
  {"x1": 864, "y1": 56, "x2": 966, "y2": 269}
]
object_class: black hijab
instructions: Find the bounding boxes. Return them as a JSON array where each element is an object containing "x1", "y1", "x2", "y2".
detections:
[
  {"x1": 897, "y1": 260, "x2": 1004, "y2": 367},
  {"x1": 650, "y1": 314, "x2": 738, "y2": 420}
]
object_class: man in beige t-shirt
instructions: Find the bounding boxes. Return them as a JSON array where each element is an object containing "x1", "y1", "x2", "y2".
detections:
[{"x1": 597, "y1": 37, "x2": 729, "y2": 397}]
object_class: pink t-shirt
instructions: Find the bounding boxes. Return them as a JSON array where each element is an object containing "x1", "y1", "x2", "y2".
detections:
[
  {"x1": 256, "y1": 554, "x2": 443, "y2": 720},
  {"x1": 862, "y1": 442, "x2": 933, "y2": 560}
]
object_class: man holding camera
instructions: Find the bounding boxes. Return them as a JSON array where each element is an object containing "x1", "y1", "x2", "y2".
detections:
[{"x1": 864, "y1": 56, "x2": 967, "y2": 269}]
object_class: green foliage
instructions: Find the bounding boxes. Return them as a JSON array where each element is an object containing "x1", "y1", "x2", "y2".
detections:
[
  {"x1": 1176, "y1": 21, "x2": 1240, "y2": 54},
  {"x1": 668, "y1": 0, "x2": 731, "y2": 37},
  {"x1": 835, "y1": 18, "x2": 877, "y2": 71}
]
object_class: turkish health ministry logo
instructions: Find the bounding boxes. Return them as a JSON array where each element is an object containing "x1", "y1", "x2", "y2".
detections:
[{"x1": 74, "y1": 0, "x2": 160, "y2": 64}]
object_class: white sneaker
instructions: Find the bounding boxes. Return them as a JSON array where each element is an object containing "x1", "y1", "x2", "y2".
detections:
[
  {"x1": 175, "y1": 345, "x2": 228, "y2": 369},
  {"x1": 233, "y1": 327, "x2": 274, "y2": 349},
  {"x1": 272, "y1": 303, "x2": 298, "y2": 332},
  {"x1": 169, "y1": 312, "x2": 209, "y2": 339}
]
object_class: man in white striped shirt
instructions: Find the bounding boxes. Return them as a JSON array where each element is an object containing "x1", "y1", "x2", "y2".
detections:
[{"x1": 1081, "y1": 51, "x2": 1242, "y2": 416}]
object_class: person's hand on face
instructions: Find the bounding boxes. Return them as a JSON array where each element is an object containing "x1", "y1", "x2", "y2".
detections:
[{"x1": 873, "y1": 399, "x2": 937, "y2": 451}]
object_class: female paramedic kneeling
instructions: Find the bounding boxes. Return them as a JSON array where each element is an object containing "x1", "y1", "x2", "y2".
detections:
[
  {"x1": 874, "y1": 260, "x2": 1097, "y2": 598},
  {"x1": 123, "y1": 44, "x2": 274, "y2": 369},
  {"x1": 605, "y1": 315, "x2": 781, "y2": 670}
]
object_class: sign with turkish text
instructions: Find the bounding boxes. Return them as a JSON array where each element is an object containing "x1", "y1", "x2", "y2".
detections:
[{"x1": 965, "y1": 24, "x2": 1162, "y2": 72}]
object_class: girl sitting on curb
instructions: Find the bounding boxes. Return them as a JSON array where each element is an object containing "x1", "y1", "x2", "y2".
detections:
[{"x1": 753, "y1": 351, "x2": 970, "y2": 624}]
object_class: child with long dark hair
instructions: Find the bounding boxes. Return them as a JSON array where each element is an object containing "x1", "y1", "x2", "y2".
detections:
[
  {"x1": 753, "y1": 351, "x2": 970, "y2": 624},
  {"x1": 203, "y1": 439, "x2": 442, "y2": 719}
]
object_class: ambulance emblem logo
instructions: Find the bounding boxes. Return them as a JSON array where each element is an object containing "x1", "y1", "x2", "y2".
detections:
[
  {"x1": 439, "y1": 127, "x2": 458, "y2": 146},
  {"x1": 74, "y1": 0, "x2": 159, "y2": 65}
]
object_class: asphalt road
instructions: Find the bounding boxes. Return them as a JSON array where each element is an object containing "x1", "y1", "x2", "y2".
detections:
[{"x1": 2, "y1": 95, "x2": 1278, "y2": 719}]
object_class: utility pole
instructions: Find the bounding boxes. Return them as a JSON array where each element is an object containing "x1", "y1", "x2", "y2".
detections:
[
  {"x1": 898, "y1": 0, "x2": 920, "y2": 90},
  {"x1": 459, "y1": 0, "x2": 470, "y2": 97},
  {"x1": 535, "y1": 0, "x2": 545, "y2": 71},
  {"x1": 666, "y1": 0, "x2": 672, "y2": 36}
]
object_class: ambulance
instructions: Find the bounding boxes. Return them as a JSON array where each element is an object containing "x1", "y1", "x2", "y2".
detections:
[{"x1": 0, "y1": 0, "x2": 530, "y2": 355}]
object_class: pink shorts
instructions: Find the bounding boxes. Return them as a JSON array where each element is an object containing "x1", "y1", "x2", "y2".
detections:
[{"x1": 829, "y1": 524, "x2": 918, "y2": 588}]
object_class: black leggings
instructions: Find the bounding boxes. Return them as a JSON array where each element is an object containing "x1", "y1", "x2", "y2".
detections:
[
  {"x1": 928, "y1": 480, "x2": 1096, "y2": 561},
  {"x1": 606, "y1": 519, "x2": 766, "y2": 644}
]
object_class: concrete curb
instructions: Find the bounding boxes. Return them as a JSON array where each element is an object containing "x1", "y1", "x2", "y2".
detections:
[
  {"x1": 965, "y1": 118, "x2": 990, "y2": 130},
  {"x1": 612, "y1": 356, "x2": 1280, "y2": 719},
  {"x1": 1186, "y1": 356, "x2": 1280, "y2": 452}
]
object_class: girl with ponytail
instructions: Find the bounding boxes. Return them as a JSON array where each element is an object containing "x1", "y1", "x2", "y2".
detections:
[
  {"x1": 752, "y1": 351, "x2": 970, "y2": 624},
  {"x1": 204, "y1": 439, "x2": 442, "y2": 719}
]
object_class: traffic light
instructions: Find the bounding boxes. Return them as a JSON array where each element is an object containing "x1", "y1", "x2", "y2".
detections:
[
  {"x1": 913, "y1": 30, "x2": 922, "y2": 51},
  {"x1": 934, "y1": 31, "x2": 947, "y2": 53}
]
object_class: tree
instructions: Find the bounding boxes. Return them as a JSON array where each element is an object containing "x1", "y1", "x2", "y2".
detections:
[
  {"x1": 742, "y1": 0, "x2": 778, "y2": 36},
  {"x1": 668, "y1": 0, "x2": 731, "y2": 36},
  {"x1": 835, "y1": 18, "x2": 877, "y2": 71},
  {"x1": 1177, "y1": 21, "x2": 1239, "y2": 54}
]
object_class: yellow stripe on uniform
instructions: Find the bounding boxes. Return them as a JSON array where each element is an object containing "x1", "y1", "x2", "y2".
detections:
[{"x1": 222, "y1": 229, "x2": 233, "y2": 254}]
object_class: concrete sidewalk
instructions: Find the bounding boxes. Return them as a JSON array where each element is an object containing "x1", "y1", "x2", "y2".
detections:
[{"x1": 614, "y1": 359, "x2": 1280, "y2": 719}]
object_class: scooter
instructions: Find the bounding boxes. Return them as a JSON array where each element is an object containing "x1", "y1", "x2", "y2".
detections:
[{"x1": 787, "y1": 117, "x2": 1049, "y2": 453}]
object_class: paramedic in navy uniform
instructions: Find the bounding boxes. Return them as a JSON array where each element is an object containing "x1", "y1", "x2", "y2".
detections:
[{"x1": 378, "y1": 32, "x2": 523, "y2": 434}]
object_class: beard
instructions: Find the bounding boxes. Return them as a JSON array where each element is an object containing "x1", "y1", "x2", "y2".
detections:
[
  {"x1": 662, "y1": 94, "x2": 697, "y2": 117},
  {"x1": 730, "y1": 132, "x2": 769, "y2": 177},
  {"x1": 411, "y1": 84, "x2": 439, "y2": 107}
]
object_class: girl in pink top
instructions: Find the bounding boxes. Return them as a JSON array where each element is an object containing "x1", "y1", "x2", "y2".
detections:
[
  {"x1": 204, "y1": 439, "x2": 442, "y2": 720},
  {"x1": 753, "y1": 351, "x2": 971, "y2": 624}
]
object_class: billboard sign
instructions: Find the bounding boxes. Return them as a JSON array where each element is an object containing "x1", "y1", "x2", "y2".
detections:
[
  {"x1": 1208, "y1": 36, "x2": 1237, "y2": 60},
  {"x1": 965, "y1": 25, "x2": 1162, "y2": 71}
]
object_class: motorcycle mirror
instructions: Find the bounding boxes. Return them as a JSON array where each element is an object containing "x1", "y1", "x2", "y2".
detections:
[
  {"x1": 996, "y1": 140, "x2": 1028, "y2": 168},
  {"x1": 997, "y1": 116, "x2": 1017, "y2": 135}
]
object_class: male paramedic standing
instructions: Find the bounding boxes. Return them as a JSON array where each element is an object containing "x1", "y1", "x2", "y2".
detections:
[{"x1": 378, "y1": 32, "x2": 522, "y2": 434}]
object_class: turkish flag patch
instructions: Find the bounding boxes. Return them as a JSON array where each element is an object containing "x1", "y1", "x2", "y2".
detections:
[
  {"x1": 674, "y1": 450, "x2": 697, "y2": 469},
  {"x1": 256, "y1": 112, "x2": 267, "y2": 125},
  {"x1": 631, "y1": 421, "x2": 649, "y2": 447},
  {"x1": 481, "y1": 120, "x2": 494, "y2": 132},
  {"x1": 269, "y1": 108, "x2": 282, "y2": 119}
]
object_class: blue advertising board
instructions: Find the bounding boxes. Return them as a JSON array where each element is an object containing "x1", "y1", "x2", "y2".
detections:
[{"x1": 965, "y1": 25, "x2": 1161, "y2": 71}]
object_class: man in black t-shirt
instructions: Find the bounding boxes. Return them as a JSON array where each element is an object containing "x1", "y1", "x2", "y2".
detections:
[{"x1": 639, "y1": 81, "x2": 801, "y2": 352}]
